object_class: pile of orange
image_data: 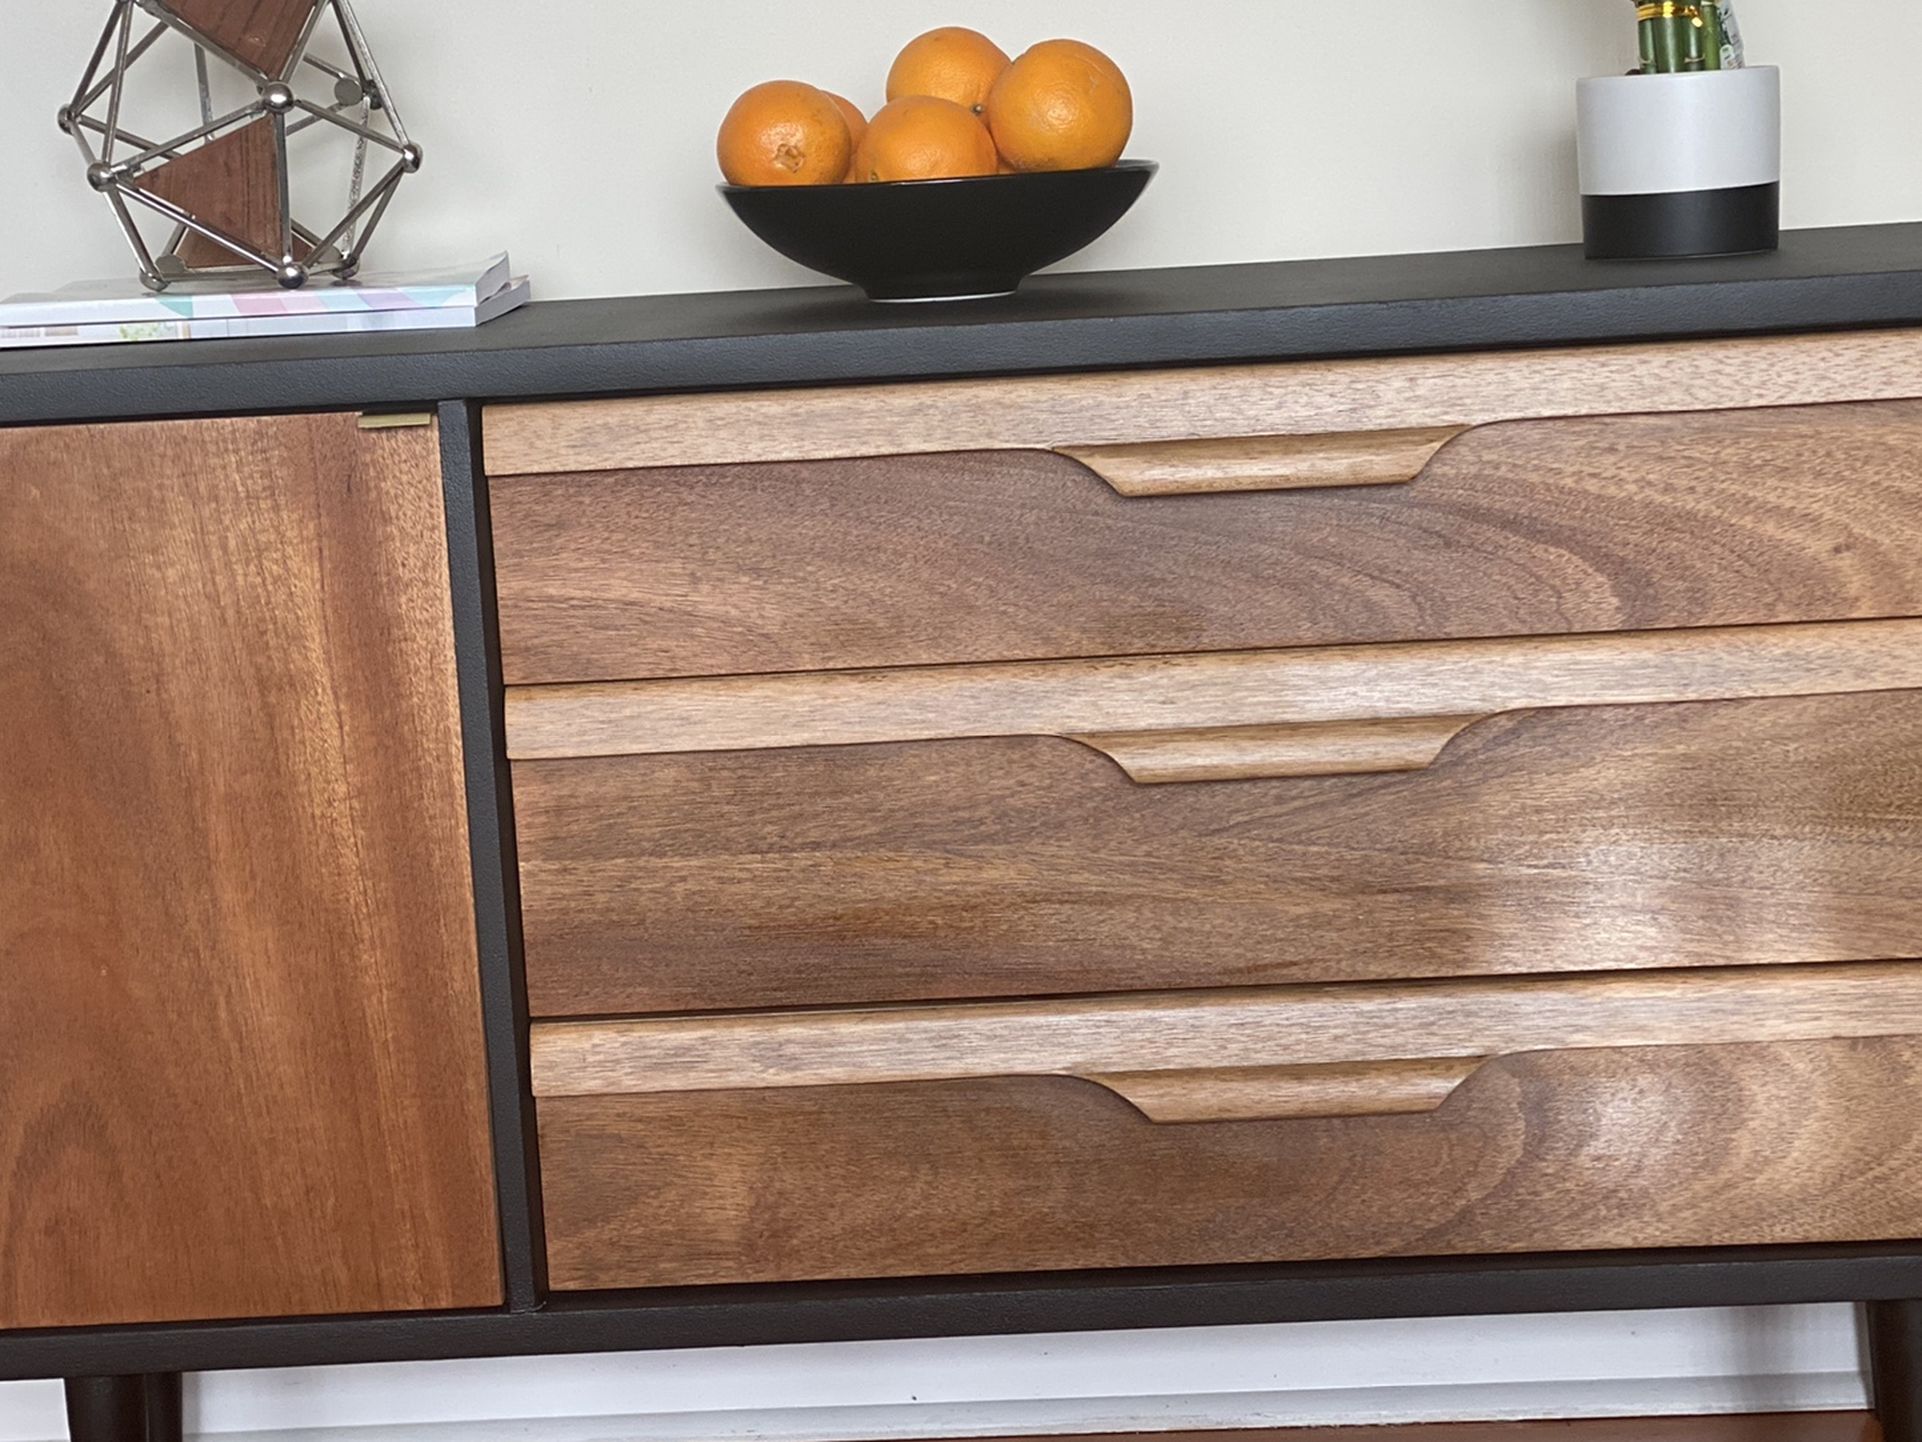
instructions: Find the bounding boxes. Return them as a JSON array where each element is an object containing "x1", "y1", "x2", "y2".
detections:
[{"x1": 717, "y1": 27, "x2": 1133, "y2": 187}]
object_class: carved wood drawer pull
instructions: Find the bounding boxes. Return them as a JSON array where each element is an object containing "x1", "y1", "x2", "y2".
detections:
[
  {"x1": 1056, "y1": 427, "x2": 1468, "y2": 497},
  {"x1": 1070, "y1": 715, "x2": 1483, "y2": 783},
  {"x1": 529, "y1": 961, "x2": 1922, "y2": 1124},
  {"x1": 505, "y1": 617, "x2": 1922, "y2": 782}
]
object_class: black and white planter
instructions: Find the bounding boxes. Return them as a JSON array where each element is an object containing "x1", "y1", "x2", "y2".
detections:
[{"x1": 1577, "y1": 65, "x2": 1781, "y2": 260}]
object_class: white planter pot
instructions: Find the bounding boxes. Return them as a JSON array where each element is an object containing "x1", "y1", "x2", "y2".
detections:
[{"x1": 1577, "y1": 65, "x2": 1781, "y2": 259}]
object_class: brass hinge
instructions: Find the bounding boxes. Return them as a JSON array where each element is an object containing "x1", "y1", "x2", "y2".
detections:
[{"x1": 358, "y1": 411, "x2": 434, "y2": 430}]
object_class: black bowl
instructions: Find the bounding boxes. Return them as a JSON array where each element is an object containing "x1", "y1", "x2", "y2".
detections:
[{"x1": 720, "y1": 160, "x2": 1157, "y2": 302}]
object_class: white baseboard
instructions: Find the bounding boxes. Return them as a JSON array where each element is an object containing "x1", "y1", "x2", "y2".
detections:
[
  {"x1": 185, "y1": 1375, "x2": 1871, "y2": 1442},
  {"x1": 0, "y1": 1305, "x2": 1871, "y2": 1442}
]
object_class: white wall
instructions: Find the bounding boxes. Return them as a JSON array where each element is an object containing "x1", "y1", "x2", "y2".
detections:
[
  {"x1": 0, "y1": 2, "x2": 1914, "y2": 1435},
  {"x1": 2, "y1": 1, "x2": 1919, "y2": 301}
]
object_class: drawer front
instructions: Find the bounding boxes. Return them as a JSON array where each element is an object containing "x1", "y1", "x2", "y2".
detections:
[
  {"x1": 533, "y1": 964, "x2": 1922, "y2": 1288},
  {"x1": 489, "y1": 364, "x2": 1922, "y2": 687},
  {"x1": 513, "y1": 622, "x2": 1922, "y2": 1015}
]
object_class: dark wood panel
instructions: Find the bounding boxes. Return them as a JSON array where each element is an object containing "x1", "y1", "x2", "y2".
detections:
[
  {"x1": 138, "y1": 116, "x2": 318, "y2": 270},
  {"x1": 540, "y1": 1037, "x2": 1922, "y2": 1288},
  {"x1": 517, "y1": 689, "x2": 1922, "y2": 1015},
  {"x1": 9, "y1": 235, "x2": 1922, "y2": 432},
  {"x1": 0, "y1": 414, "x2": 502, "y2": 1329},
  {"x1": 492, "y1": 401, "x2": 1922, "y2": 684},
  {"x1": 138, "y1": 116, "x2": 291, "y2": 267},
  {"x1": 169, "y1": 0, "x2": 317, "y2": 75}
]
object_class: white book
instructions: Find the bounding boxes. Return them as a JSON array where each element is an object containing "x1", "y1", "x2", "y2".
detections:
[
  {"x1": 0, "y1": 253, "x2": 516, "y2": 330},
  {"x1": 0, "y1": 276, "x2": 530, "y2": 350}
]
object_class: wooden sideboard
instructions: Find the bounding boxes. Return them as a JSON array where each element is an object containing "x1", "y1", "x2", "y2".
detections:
[{"x1": 7, "y1": 225, "x2": 1922, "y2": 1441}]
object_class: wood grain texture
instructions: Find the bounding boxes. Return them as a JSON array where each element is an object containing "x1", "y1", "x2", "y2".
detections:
[
  {"x1": 166, "y1": 0, "x2": 317, "y2": 75},
  {"x1": 176, "y1": 226, "x2": 313, "y2": 272},
  {"x1": 515, "y1": 690, "x2": 1922, "y2": 1015},
  {"x1": 483, "y1": 328, "x2": 1922, "y2": 476},
  {"x1": 1088, "y1": 1059, "x2": 1488, "y2": 1123},
  {"x1": 137, "y1": 116, "x2": 296, "y2": 267},
  {"x1": 537, "y1": 1036, "x2": 1922, "y2": 1287},
  {"x1": 1074, "y1": 716, "x2": 1480, "y2": 783},
  {"x1": 504, "y1": 618, "x2": 1922, "y2": 761},
  {"x1": 1055, "y1": 426, "x2": 1467, "y2": 495},
  {"x1": 0, "y1": 414, "x2": 502, "y2": 1329},
  {"x1": 529, "y1": 962, "x2": 1922, "y2": 1122},
  {"x1": 491, "y1": 400, "x2": 1922, "y2": 685}
]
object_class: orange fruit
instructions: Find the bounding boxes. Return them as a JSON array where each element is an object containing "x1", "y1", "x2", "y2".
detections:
[
  {"x1": 823, "y1": 92, "x2": 868, "y2": 182},
  {"x1": 986, "y1": 39, "x2": 1133, "y2": 173},
  {"x1": 716, "y1": 80, "x2": 853, "y2": 186},
  {"x1": 853, "y1": 95, "x2": 999, "y2": 183},
  {"x1": 886, "y1": 26, "x2": 1011, "y2": 115}
]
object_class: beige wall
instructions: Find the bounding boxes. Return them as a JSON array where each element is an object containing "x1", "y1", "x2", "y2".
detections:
[{"x1": 1, "y1": 0, "x2": 1917, "y2": 301}]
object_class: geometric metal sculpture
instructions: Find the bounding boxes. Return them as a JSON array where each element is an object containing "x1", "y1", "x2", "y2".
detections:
[{"x1": 59, "y1": 0, "x2": 420, "y2": 290}]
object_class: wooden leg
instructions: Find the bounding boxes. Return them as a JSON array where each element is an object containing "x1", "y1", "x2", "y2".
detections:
[
  {"x1": 1871, "y1": 1301, "x2": 1922, "y2": 1442},
  {"x1": 64, "y1": 1374, "x2": 182, "y2": 1442}
]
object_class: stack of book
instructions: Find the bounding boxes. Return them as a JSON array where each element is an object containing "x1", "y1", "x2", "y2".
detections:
[{"x1": 0, "y1": 254, "x2": 529, "y2": 350}]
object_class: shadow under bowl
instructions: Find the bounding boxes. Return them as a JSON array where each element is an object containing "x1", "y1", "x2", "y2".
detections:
[{"x1": 719, "y1": 160, "x2": 1158, "y2": 302}]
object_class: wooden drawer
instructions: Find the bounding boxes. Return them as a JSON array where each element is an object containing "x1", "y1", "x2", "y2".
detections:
[
  {"x1": 511, "y1": 620, "x2": 1922, "y2": 1015},
  {"x1": 532, "y1": 962, "x2": 1922, "y2": 1288},
  {"x1": 484, "y1": 334, "x2": 1922, "y2": 686}
]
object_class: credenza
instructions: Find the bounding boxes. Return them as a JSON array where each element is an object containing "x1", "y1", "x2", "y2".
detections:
[{"x1": 9, "y1": 224, "x2": 1922, "y2": 1441}]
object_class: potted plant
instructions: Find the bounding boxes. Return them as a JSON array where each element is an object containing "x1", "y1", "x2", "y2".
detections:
[{"x1": 1577, "y1": 1, "x2": 1780, "y2": 259}]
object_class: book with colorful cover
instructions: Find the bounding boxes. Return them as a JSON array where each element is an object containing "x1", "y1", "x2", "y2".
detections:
[
  {"x1": 0, "y1": 255, "x2": 523, "y2": 348},
  {"x1": 0, "y1": 275, "x2": 530, "y2": 350}
]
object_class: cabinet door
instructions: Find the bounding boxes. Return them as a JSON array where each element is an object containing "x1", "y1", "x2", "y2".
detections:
[{"x1": 0, "y1": 413, "x2": 502, "y2": 1329}]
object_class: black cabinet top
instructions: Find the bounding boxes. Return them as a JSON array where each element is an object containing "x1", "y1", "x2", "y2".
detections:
[{"x1": 3, "y1": 221, "x2": 1920, "y2": 426}]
